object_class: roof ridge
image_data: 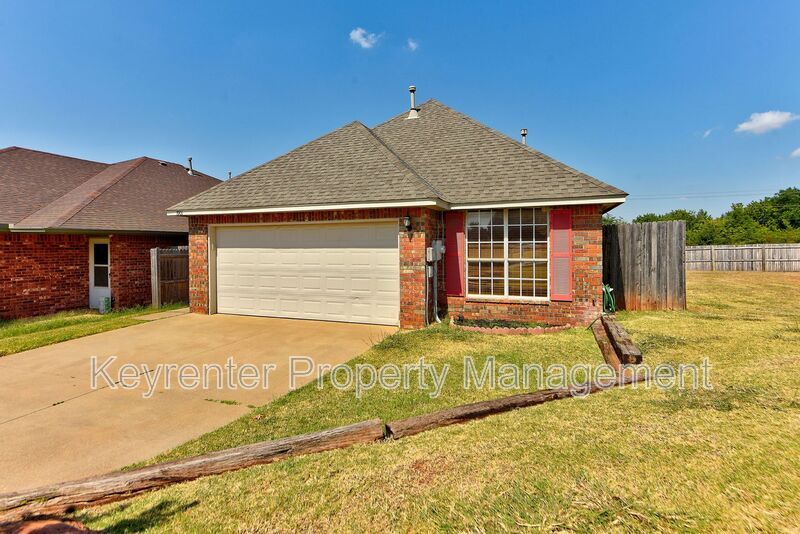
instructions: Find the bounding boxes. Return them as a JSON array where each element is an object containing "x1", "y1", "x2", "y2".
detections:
[
  {"x1": 423, "y1": 99, "x2": 622, "y2": 196},
  {"x1": 59, "y1": 158, "x2": 149, "y2": 226},
  {"x1": 13, "y1": 157, "x2": 146, "y2": 230},
  {"x1": 0, "y1": 146, "x2": 108, "y2": 165},
  {"x1": 371, "y1": 99, "x2": 438, "y2": 131},
  {"x1": 356, "y1": 122, "x2": 449, "y2": 201}
]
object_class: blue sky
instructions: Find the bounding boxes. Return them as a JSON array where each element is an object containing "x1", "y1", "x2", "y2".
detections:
[{"x1": 1, "y1": 1, "x2": 798, "y2": 219}]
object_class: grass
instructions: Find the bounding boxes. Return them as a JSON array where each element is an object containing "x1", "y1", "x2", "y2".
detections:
[
  {"x1": 0, "y1": 304, "x2": 184, "y2": 356},
  {"x1": 76, "y1": 272, "x2": 800, "y2": 532}
]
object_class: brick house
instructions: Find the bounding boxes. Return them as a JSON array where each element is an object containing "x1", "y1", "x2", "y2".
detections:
[
  {"x1": 0, "y1": 147, "x2": 219, "y2": 319},
  {"x1": 170, "y1": 91, "x2": 627, "y2": 329}
]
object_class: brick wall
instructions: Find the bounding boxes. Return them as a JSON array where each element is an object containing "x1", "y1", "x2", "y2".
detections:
[
  {"x1": 187, "y1": 208, "x2": 438, "y2": 329},
  {"x1": 186, "y1": 205, "x2": 602, "y2": 329},
  {"x1": 0, "y1": 233, "x2": 89, "y2": 319},
  {"x1": 109, "y1": 233, "x2": 186, "y2": 309},
  {"x1": 445, "y1": 205, "x2": 603, "y2": 326},
  {"x1": 0, "y1": 232, "x2": 188, "y2": 320}
]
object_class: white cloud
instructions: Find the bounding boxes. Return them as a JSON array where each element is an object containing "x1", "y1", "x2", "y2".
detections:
[
  {"x1": 791, "y1": 147, "x2": 800, "y2": 158},
  {"x1": 349, "y1": 27, "x2": 381, "y2": 49},
  {"x1": 735, "y1": 111, "x2": 799, "y2": 134},
  {"x1": 407, "y1": 38, "x2": 419, "y2": 52},
  {"x1": 702, "y1": 128, "x2": 715, "y2": 139}
]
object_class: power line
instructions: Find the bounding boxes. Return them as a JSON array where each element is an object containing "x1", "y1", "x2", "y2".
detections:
[{"x1": 629, "y1": 189, "x2": 785, "y2": 200}]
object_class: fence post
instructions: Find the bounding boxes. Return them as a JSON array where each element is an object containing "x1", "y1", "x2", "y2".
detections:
[
  {"x1": 150, "y1": 248, "x2": 160, "y2": 309},
  {"x1": 710, "y1": 245, "x2": 715, "y2": 271},
  {"x1": 761, "y1": 244, "x2": 767, "y2": 272}
]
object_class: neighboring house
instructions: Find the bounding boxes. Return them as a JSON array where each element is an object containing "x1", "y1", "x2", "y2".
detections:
[
  {"x1": 170, "y1": 91, "x2": 627, "y2": 329},
  {"x1": 0, "y1": 147, "x2": 219, "y2": 319}
]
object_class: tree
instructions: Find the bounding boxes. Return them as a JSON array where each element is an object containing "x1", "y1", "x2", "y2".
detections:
[
  {"x1": 629, "y1": 188, "x2": 800, "y2": 245},
  {"x1": 633, "y1": 209, "x2": 712, "y2": 233},
  {"x1": 602, "y1": 214, "x2": 625, "y2": 226},
  {"x1": 744, "y1": 188, "x2": 800, "y2": 230}
]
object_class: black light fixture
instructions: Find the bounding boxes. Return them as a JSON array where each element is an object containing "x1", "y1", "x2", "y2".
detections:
[{"x1": 403, "y1": 215, "x2": 412, "y2": 232}]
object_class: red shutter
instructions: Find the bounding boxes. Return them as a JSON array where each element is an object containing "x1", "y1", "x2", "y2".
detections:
[
  {"x1": 444, "y1": 211, "x2": 465, "y2": 296},
  {"x1": 549, "y1": 209, "x2": 573, "y2": 301}
]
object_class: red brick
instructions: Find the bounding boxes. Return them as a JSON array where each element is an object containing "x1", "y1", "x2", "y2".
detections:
[
  {"x1": 0, "y1": 233, "x2": 89, "y2": 319},
  {"x1": 187, "y1": 205, "x2": 603, "y2": 329},
  {"x1": 1, "y1": 232, "x2": 186, "y2": 319}
]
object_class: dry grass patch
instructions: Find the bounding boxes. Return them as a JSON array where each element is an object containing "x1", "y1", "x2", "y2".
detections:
[
  {"x1": 77, "y1": 272, "x2": 800, "y2": 532},
  {"x1": 0, "y1": 304, "x2": 184, "y2": 356}
]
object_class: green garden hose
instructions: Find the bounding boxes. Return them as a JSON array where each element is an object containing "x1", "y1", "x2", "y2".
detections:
[{"x1": 603, "y1": 284, "x2": 616, "y2": 314}]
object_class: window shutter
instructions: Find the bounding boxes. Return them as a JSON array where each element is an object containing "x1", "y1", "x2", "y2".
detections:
[
  {"x1": 444, "y1": 211, "x2": 465, "y2": 296},
  {"x1": 549, "y1": 209, "x2": 573, "y2": 301}
]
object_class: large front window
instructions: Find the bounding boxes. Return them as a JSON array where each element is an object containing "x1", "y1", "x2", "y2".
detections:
[{"x1": 466, "y1": 208, "x2": 549, "y2": 298}]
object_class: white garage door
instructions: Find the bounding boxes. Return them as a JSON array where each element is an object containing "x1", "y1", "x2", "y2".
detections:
[{"x1": 214, "y1": 222, "x2": 400, "y2": 325}]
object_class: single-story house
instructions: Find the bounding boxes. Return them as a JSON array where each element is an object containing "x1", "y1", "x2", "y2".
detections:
[
  {"x1": 169, "y1": 91, "x2": 627, "y2": 329},
  {"x1": 0, "y1": 147, "x2": 219, "y2": 319}
]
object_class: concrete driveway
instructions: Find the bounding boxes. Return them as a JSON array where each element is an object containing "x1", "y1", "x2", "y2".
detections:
[{"x1": 0, "y1": 314, "x2": 395, "y2": 492}]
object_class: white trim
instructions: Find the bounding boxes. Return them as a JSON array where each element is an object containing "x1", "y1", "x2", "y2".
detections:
[
  {"x1": 452, "y1": 196, "x2": 626, "y2": 210},
  {"x1": 89, "y1": 237, "x2": 111, "y2": 310},
  {"x1": 168, "y1": 199, "x2": 448, "y2": 216},
  {"x1": 207, "y1": 218, "x2": 398, "y2": 229},
  {"x1": 169, "y1": 196, "x2": 625, "y2": 216},
  {"x1": 7, "y1": 224, "x2": 46, "y2": 233}
]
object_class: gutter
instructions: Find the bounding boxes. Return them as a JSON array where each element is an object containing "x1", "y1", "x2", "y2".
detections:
[
  {"x1": 6, "y1": 224, "x2": 187, "y2": 236},
  {"x1": 167, "y1": 195, "x2": 626, "y2": 217},
  {"x1": 167, "y1": 199, "x2": 450, "y2": 217},
  {"x1": 450, "y1": 196, "x2": 627, "y2": 210}
]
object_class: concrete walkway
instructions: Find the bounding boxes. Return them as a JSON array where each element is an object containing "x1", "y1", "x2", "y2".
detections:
[
  {"x1": 0, "y1": 314, "x2": 395, "y2": 492},
  {"x1": 134, "y1": 307, "x2": 190, "y2": 321}
]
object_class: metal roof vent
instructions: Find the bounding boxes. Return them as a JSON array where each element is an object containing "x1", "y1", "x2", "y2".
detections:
[
  {"x1": 406, "y1": 85, "x2": 419, "y2": 120},
  {"x1": 187, "y1": 157, "x2": 194, "y2": 175},
  {"x1": 158, "y1": 161, "x2": 168, "y2": 166},
  {"x1": 520, "y1": 128, "x2": 528, "y2": 145}
]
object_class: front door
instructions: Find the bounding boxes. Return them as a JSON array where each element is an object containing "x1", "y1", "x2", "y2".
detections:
[{"x1": 89, "y1": 238, "x2": 111, "y2": 310}]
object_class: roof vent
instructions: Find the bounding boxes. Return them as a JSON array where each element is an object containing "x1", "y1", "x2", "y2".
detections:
[
  {"x1": 187, "y1": 157, "x2": 194, "y2": 175},
  {"x1": 406, "y1": 85, "x2": 419, "y2": 120},
  {"x1": 520, "y1": 128, "x2": 528, "y2": 145},
  {"x1": 158, "y1": 161, "x2": 168, "y2": 166}
]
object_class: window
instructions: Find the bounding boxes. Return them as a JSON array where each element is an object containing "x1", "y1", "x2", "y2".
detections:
[
  {"x1": 466, "y1": 208, "x2": 549, "y2": 299},
  {"x1": 93, "y1": 243, "x2": 109, "y2": 288}
]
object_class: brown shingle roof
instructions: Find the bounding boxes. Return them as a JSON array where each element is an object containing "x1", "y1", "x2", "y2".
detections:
[
  {"x1": 373, "y1": 100, "x2": 627, "y2": 204},
  {"x1": 0, "y1": 147, "x2": 108, "y2": 225},
  {"x1": 0, "y1": 147, "x2": 219, "y2": 232},
  {"x1": 168, "y1": 121, "x2": 442, "y2": 212},
  {"x1": 170, "y1": 99, "x2": 626, "y2": 212}
]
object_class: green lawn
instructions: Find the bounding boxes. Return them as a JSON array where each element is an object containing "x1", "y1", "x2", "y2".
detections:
[
  {"x1": 78, "y1": 272, "x2": 800, "y2": 532},
  {"x1": 0, "y1": 305, "x2": 184, "y2": 357}
]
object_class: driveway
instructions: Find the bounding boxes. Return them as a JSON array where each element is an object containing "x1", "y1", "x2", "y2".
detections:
[{"x1": 0, "y1": 314, "x2": 395, "y2": 492}]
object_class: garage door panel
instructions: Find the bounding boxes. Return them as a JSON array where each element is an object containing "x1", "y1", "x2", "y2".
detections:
[{"x1": 215, "y1": 223, "x2": 399, "y2": 325}]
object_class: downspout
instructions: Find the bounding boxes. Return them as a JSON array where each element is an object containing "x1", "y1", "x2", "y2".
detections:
[{"x1": 430, "y1": 211, "x2": 445, "y2": 324}]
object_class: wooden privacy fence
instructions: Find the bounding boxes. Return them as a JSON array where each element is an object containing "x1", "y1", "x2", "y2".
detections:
[
  {"x1": 686, "y1": 243, "x2": 800, "y2": 271},
  {"x1": 150, "y1": 246, "x2": 189, "y2": 308},
  {"x1": 603, "y1": 221, "x2": 686, "y2": 311}
]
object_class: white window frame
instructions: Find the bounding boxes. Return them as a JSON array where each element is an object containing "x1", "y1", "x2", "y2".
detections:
[{"x1": 465, "y1": 208, "x2": 550, "y2": 301}]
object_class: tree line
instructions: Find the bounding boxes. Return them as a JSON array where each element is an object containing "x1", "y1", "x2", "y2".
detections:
[{"x1": 603, "y1": 188, "x2": 800, "y2": 245}]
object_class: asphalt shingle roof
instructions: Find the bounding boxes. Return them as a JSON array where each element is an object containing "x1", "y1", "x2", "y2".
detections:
[
  {"x1": 0, "y1": 147, "x2": 220, "y2": 232},
  {"x1": 170, "y1": 98, "x2": 626, "y2": 213},
  {"x1": 373, "y1": 100, "x2": 627, "y2": 204},
  {"x1": 171, "y1": 121, "x2": 443, "y2": 212}
]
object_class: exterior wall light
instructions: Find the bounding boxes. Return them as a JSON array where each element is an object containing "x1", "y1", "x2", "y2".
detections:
[{"x1": 403, "y1": 215, "x2": 413, "y2": 232}]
